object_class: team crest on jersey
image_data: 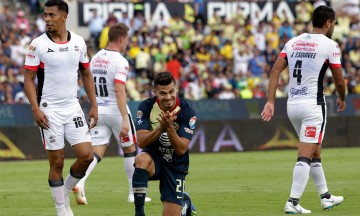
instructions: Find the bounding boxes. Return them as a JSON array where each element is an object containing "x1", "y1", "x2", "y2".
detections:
[
  {"x1": 28, "y1": 45, "x2": 36, "y2": 51},
  {"x1": 189, "y1": 116, "x2": 196, "y2": 130},
  {"x1": 137, "y1": 110, "x2": 143, "y2": 118}
]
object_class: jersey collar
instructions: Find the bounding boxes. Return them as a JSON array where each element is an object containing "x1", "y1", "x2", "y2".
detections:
[
  {"x1": 156, "y1": 97, "x2": 180, "y2": 113},
  {"x1": 46, "y1": 30, "x2": 71, "y2": 44}
]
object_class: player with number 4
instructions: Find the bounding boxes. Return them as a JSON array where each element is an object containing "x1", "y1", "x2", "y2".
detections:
[{"x1": 261, "y1": 5, "x2": 346, "y2": 214}]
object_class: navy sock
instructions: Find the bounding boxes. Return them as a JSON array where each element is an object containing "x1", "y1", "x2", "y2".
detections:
[
  {"x1": 320, "y1": 191, "x2": 331, "y2": 199},
  {"x1": 132, "y1": 168, "x2": 148, "y2": 216}
]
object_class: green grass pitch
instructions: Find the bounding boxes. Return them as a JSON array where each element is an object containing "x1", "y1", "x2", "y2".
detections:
[{"x1": 0, "y1": 147, "x2": 359, "y2": 215}]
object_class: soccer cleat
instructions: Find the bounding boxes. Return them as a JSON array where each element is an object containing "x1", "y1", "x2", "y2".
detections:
[
  {"x1": 127, "y1": 194, "x2": 152, "y2": 203},
  {"x1": 65, "y1": 197, "x2": 74, "y2": 216},
  {"x1": 284, "y1": 201, "x2": 311, "y2": 214},
  {"x1": 72, "y1": 186, "x2": 88, "y2": 205},
  {"x1": 321, "y1": 195, "x2": 344, "y2": 210}
]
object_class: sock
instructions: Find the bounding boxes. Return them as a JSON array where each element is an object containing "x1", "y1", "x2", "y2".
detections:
[
  {"x1": 64, "y1": 168, "x2": 85, "y2": 199},
  {"x1": 290, "y1": 157, "x2": 311, "y2": 199},
  {"x1": 132, "y1": 168, "x2": 148, "y2": 216},
  {"x1": 310, "y1": 158, "x2": 329, "y2": 195},
  {"x1": 77, "y1": 153, "x2": 101, "y2": 190},
  {"x1": 49, "y1": 179, "x2": 66, "y2": 213},
  {"x1": 320, "y1": 191, "x2": 331, "y2": 199},
  {"x1": 124, "y1": 151, "x2": 137, "y2": 195},
  {"x1": 288, "y1": 197, "x2": 299, "y2": 206}
]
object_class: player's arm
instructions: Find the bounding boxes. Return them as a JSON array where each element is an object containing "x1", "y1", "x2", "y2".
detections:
[
  {"x1": 115, "y1": 82, "x2": 130, "y2": 136},
  {"x1": 261, "y1": 56, "x2": 288, "y2": 121},
  {"x1": 80, "y1": 68, "x2": 98, "y2": 127},
  {"x1": 137, "y1": 128, "x2": 164, "y2": 149},
  {"x1": 24, "y1": 69, "x2": 49, "y2": 129},
  {"x1": 330, "y1": 67, "x2": 346, "y2": 112},
  {"x1": 166, "y1": 124, "x2": 190, "y2": 156}
]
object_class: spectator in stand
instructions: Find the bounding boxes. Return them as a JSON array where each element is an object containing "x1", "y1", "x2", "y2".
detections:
[
  {"x1": 279, "y1": 20, "x2": 293, "y2": 39},
  {"x1": 249, "y1": 48, "x2": 266, "y2": 78},
  {"x1": 87, "y1": 9, "x2": 104, "y2": 49},
  {"x1": 15, "y1": 10, "x2": 30, "y2": 34}
]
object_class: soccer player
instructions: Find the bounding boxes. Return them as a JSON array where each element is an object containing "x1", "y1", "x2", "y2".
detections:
[
  {"x1": 23, "y1": 0, "x2": 98, "y2": 215},
  {"x1": 72, "y1": 23, "x2": 151, "y2": 204},
  {"x1": 261, "y1": 5, "x2": 346, "y2": 214},
  {"x1": 133, "y1": 72, "x2": 197, "y2": 216}
]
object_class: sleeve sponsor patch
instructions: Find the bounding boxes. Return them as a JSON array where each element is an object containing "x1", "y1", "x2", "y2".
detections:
[{"x1": 189, "y1": 116, "x2": 196, "y2": 130}]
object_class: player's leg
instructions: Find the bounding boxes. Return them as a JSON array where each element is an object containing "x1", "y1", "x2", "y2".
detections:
[
  {"x1": 311, "y1": 145, "x2": 344, "y2": 210},
  {"x1": 119, "y1": 113, "x2": 151, "y2": 202},
  {"x1": 133, "y1": 152, "x2": 156, "y2": 216},
  {"x1": 159, "y1": 166, "x2": 186, "y2": 216},
  {"x1": 181, "y1": 192, "x2": 197, "y2": 216},
  {"x1": 73, "y1": 115, "x2": 111, "y2": 205},
  {"x1": 40, "y1": 110, "x2": 68, "y2": 215},
  {"x1": 63, "y1": 107, "x2": 93, "y2": 212},
  {"x1": 285, "y1": 104, "x2": 320, "y2": 214}
]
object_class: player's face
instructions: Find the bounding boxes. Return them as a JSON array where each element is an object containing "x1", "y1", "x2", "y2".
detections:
[
  {"x1": 154, "y1": 81, "x2": 177, "y2": 110},
  {"x1": 44, "y1": 6, "x2": 67, "y2": 33},
  {"x1": 326, "y1": 19, "x2": 336, "y2": 38}
]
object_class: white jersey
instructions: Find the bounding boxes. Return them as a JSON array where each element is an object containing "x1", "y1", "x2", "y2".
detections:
[
  {"x1": 90, "y1": 49, "x2": 129, "y2": 114},
  {"x1": 24, "y1": 31, "x2": 89, "y2": 109},
  {"x1": 280, "y1": 33, "x2": 341, "y2": 105}
]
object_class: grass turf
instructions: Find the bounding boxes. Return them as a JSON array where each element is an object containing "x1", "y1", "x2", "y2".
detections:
[{"x1": 0, "y1": 147, "x2": 359, "y2": 215}]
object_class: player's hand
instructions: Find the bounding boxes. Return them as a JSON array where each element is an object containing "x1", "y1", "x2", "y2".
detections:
[
  {"x1": 88, "y1": 106, "x2": 98, "y2": 129},
  {"x1": 157, "y1": 110, "x2": 177, "y2": 129},
  {"x1": 119, "y1": 118, "x2": 130, "y2": 138},
  {"x1": 336, "y1": 97, "x2": 346, "y2": 112},
  {"x1": 33, "y1": 108, "x2": 49, "y2": 129},
  {"x1": 261, "y1": 102, "x2": 274, "y2": 122}
]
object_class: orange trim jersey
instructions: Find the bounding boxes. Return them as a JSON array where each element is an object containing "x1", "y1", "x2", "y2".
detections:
[
  {"x1": 24, "y1": 31, "x2": 89, "y2": 108},
  {"x1": 90, "y1": 49, "x2": 130, "y2": 114},
  {"x1": 279, "y1": 33, "x2": 342, "y2": 105}
]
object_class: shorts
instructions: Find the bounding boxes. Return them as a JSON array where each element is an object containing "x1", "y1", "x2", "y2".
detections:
[
  {"x1": 287, "y1": 103, "x2": 326, "y2": 144},
  {"x1": 91, "y1": 113, "x2": 137, "y2": 148},
  {"x1": 146, "y1": 150, "x2": 186, "y2": 206},
  {"x1": 40, "y1": 105, "x2": 91, "y2": 150}
]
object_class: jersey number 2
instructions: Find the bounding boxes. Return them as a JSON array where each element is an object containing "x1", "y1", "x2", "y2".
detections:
[
  {"x1": 94, "y1": 76, "x2": 108, "y2": 97},
  {"x1": 293, "y1": 60, "x2": 302, "y2": 85}
]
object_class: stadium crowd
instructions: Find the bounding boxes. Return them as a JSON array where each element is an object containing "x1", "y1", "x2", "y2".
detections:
[{"x1": 0, "y1": 0, "x2": 359, "y2": 104}]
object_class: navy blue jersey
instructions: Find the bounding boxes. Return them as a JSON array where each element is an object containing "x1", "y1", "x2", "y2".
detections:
[{"x1": 136, "y1": 97, "x2": 196, "y2": 174}]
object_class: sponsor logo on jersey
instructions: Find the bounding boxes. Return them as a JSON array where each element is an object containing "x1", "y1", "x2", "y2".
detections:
[
  {"x1": 137, "y1": 110, "x2": 143, "y2": 118},
  {"x1": 332, "y1": 52, "x2": 341, "y2": 57},
  {"x1": 28, "y1": 45, "x2": 36, "y2": 51},
  {"x1": 305, "y1": 126, "x2": 316, "y2": 138},
  {"x1": 184, "y1": 127, "x2": 194, "y2": 134},
  {"x1": 289, "y1": 87, "x2": 308, "y2": 98},
  {"x1": 74, "y1": 45, "x2": 79, "y2": 51},
  {"x1": 189, "y1": 116, "x2": 196, "y2": 129},
  {"x1": 26, "y1": 53, "x2": 35, "y2": 58},
  {"x1": 292, "y1": 40, "x2": 318, "y2": 51},
  {"x1": 47, "y1": 48, "x2": 54, "y2": 52},
  {"x1": 59, "y1": 47, "x2": 68, "y2": 52}
]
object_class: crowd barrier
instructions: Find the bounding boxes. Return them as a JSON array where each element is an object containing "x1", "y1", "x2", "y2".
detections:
[{"x1": 1, "y1": 96, "x2": 359, "y2": 160}]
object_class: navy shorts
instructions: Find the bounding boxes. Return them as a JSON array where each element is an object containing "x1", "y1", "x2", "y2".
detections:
[{"x1": 146, "y1": 151, "x2": 186, "y2": 206}]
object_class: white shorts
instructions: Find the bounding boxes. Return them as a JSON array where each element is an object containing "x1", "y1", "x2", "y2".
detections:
[
  {"x1": 287, "y1": 103, "x2": 326, "y2": 144},
  {"x1": 40, "y1": 105, "x2": 92, "y2": 150},
  {"x1": 90, "y1": 113, "x2": 137, "y2": 148}
]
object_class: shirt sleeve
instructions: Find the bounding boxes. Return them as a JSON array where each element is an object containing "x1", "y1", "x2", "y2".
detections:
[
  {"x1": 136, "y1": 101, "x2": 151, "y2": 131},
  {"x1": 327, "y1": 41, "x2": 342, "y2": 69},
  {"x1": 79, "y1": 38, "x2": 90, "y2": 69},
  {"x1": 24, "y1": 40, "x2": 41, "y2": 72},
  {"x1": 114, "y1": 58, "x2": 129, "y2": 85},
  {"x1": 177, "y1": 107, "x2": 197, "y2": 141},
  {"x1": 279, "y1": 44, "x2": 287, "y2": 58}
]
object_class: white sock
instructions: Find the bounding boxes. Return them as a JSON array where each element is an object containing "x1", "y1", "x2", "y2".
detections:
[
  {"x1": 124, "y1": 156, "x2": 135, "y2": 195},
  {"x1": 310, "y1": 161, "x2": 328, "y2": 195},
  {"x1": 64, "y1": 173, "x2": 82, "y2": 199},
  {"x1": 51, "y1": 186, "x2": 66, "y2": 213},
  {"x1": 76, "y1": 156, "x2": 99, "y2": 190},
  {"x1": 290, "y1": 161, "x2": 310, "y2": 198}
]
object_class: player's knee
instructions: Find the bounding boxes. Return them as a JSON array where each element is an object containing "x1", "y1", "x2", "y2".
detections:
[
  {"x1": 79, "y1": 154, "x2": 94, "y2": 166},
  {"x1": 134, "y1": 153, "x2": 150, "y2": 168},
  {"x1": 50, "y1": 157, "x2": 64, "y2": 171}
]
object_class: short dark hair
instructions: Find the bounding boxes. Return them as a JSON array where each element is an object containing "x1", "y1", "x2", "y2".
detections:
[
  {"x1": 154, "y1": 72, "x2": 176, "y2": 87},
  {"x1": 312, "y1": 5, "x2": 335, "y2": 28},
  {"x1": 108, "y1": 23, "x2": 129, "y2": 42},
  {"x1": 44, "y1": 0, "x2": 69, "y2": 14}
]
